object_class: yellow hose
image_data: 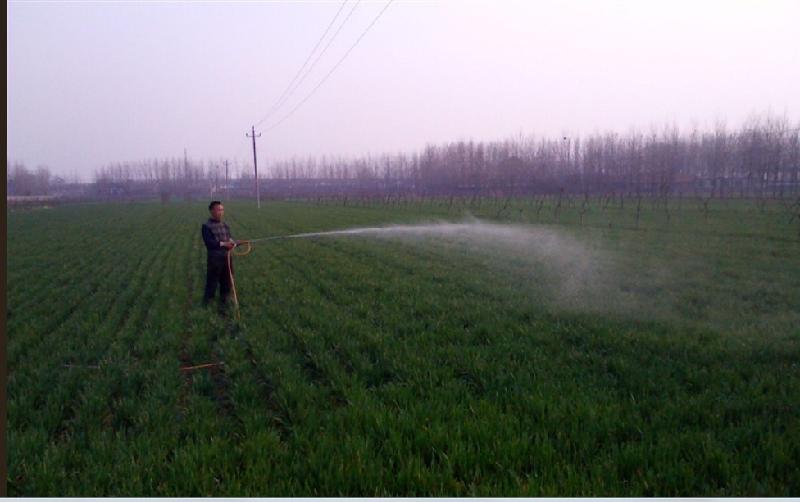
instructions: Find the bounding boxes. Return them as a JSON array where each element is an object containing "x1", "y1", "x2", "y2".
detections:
[{"x1": 227, "y1": 240, "x2": 252, "y2": 321}]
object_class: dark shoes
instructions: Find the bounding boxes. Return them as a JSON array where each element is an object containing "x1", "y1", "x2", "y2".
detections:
[{"x1": 202, "y1": 297, "x2": 236, "y2": 319}]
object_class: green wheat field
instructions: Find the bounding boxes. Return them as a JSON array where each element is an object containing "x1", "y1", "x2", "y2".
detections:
[{"x1": 6, "y1": 196, "x2": 800, "y2": 496}]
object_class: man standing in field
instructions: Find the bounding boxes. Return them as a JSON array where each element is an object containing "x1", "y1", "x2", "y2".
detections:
[{"x1": 201, "y1": 201, "x2": 238, "y2": 311}]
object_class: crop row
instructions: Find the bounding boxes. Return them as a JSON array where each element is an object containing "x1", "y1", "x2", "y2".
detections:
[{"x1": 7, "y1": 200, "x2": 799, "y2": 495}]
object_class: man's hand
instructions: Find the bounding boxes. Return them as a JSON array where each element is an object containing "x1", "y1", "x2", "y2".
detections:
[{"x1": 222, "y1": 240, "x2": 236, "y2": 250}]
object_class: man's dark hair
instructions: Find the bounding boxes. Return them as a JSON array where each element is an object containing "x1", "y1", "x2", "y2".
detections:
[{"x1": 209, "y1": 200, "x2": 222, "y2": 211}]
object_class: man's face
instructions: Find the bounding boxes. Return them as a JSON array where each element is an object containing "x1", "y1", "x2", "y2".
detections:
[{"x1": 210, "y1": 204, "x2": 224, "y2": 221}]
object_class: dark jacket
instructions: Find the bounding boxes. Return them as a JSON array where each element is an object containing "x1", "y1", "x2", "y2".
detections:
[{"x1": 201, "y1": 218, "x2": 234, "y2": 259}]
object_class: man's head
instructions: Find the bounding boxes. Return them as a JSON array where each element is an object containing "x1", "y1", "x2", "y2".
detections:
[{"x1": 209, "y1": 200, "x2": 224, "y2": 221}]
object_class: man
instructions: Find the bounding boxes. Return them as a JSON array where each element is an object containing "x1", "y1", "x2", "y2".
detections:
[{"x1": 201, "y1": 201, "x2": 238, "y2": 310}]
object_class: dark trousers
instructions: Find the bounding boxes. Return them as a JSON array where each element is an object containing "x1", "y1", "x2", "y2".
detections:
[{"x1": 204, "y1": 255, "x2": 234, "y2": 305}]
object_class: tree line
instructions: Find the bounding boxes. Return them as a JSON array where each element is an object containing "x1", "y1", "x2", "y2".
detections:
[
  {"x1": 6, "y1": 163, "x2": 56, "y2": 196},
  {"x1": 264, "y1": 115, "x2": 799, "y2": 199},
  {"x1": 9, "y1": 114, "x2": 799, "y2": 200}
]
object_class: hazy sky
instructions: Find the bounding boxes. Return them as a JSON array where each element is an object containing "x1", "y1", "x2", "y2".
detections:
[{"x1": 7, "y1": 0, "x2": 800, "y2": 181}]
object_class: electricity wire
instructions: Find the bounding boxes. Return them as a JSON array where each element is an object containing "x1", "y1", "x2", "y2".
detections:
[
  {"x1": 259, "y1": 0, "x2": 361, "y2": 125},
  {"x1": 254, "y1": 0, "x2": 351, "y2": 127},
  {"x1": 263, "y1": 0, "x2": 394, "y2": 132}
]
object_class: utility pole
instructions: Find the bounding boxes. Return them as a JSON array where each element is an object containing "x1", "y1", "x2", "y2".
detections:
[
  {"x1": 184, "y1": 148, "x2": 189, "y2": 201},
  {"x1": 225, "y1": 160, "x2": 229, "y2": 201},
  {"x1": 247, "y1": 126, "x2": 262, "y2": 208}
]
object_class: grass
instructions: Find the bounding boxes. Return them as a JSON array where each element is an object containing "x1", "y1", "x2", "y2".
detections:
[{"x1": 6, "y1": 196, "x2": 800, "y2": 495}]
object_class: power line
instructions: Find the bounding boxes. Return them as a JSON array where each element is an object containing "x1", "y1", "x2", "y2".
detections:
[
  {"x1": 254, "y1": 0, "x2": 349, "y2": 127},
  {"x1": 255, "y1": 0, "x2": 361, "y2": 128},
  {"x1": 264, "y1": 0, "x2": 394, "y2": 132},
  {"x1": 268, "y1": 0, "x2": 361, "y2": 115},
  {"x1": 256, "y1": 0, "x2": 361, "y2": 128}
]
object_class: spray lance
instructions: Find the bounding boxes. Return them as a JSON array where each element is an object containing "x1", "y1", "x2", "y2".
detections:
[
  {"x1": 222, "y1": 224, "x2": 474, "y2": 319},
  {"x1": 222, "y1": 228, "x2": 377, "y2": 319}
]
